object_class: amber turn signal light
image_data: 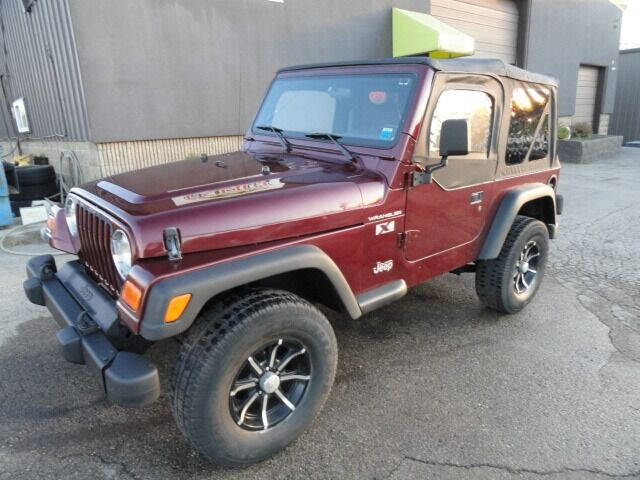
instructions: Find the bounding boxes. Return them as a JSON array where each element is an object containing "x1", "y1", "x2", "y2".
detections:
[
  {"x1": 164, "y1": 293, "x2": 192, "y2": 323},
  {"x1": 121, "y1": 280, "x2": 142, "y2": 311}
]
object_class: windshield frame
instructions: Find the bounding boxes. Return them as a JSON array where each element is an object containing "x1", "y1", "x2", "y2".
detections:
[{"x1": 251, "y1": 70, "x2": 420, "y2": 151}]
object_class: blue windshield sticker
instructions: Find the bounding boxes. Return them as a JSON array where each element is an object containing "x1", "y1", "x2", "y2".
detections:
[{"x1": 380, "y1": 127, "x2": 394, "y2": 140}]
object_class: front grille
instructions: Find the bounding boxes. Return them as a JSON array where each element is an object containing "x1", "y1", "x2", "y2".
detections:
[{"x1": 76, "y1": 202, "x2": 122, "y2": 297}]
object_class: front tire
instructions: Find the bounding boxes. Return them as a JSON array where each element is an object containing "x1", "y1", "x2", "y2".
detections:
[
  {"x1": 171, "y1": 289, "x2": 338, "y2": 466},
  {"x1": 475, "y1": 215, "x2": 549, "y2": 314}
]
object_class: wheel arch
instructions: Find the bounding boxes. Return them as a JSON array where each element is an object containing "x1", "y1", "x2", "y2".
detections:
[
  {"x1": 139, "y1": 245, "x2": 362, "y2": 341},
  {"x1": 478, "y1": 183, "x2": 557, "y2": 260}
]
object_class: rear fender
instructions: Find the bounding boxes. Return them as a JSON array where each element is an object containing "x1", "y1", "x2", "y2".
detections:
[{"x1": 479, "y1": 183, "x2": 557, "y2": 260}]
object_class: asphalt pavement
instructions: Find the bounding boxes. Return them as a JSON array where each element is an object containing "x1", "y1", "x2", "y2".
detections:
[{"x1": 1, "y1": 149, "x2": 639, "y2": 479}]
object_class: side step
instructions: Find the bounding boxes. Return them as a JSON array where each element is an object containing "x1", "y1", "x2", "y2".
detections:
[
  {"x1": 450, "y1": 263, "x2": 477, "y2": 275},
  {"x1": 356, "y1": 280, "x2": 407, "y2": 315}
]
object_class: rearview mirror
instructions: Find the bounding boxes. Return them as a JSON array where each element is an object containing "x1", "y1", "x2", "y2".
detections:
[{"x1": 439, "y1": 119, "x2": 469, "y2": 157}]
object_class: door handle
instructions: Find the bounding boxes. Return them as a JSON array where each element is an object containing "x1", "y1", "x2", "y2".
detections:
[{"x1": 469, "y1": 191, "x2": 484, "y2": 204}]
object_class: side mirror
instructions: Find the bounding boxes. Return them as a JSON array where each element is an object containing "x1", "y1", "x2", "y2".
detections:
[
  {"x1": 439, "y1": 118, "x2": 469, "y2": 157},
  {"x1": 412, "y1": 118, "x2": 469, "y2": 186}
]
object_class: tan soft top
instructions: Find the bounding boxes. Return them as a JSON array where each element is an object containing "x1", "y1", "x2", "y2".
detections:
[{"x1": 279, "y1": 57, "x2": 558, "y2": 88}]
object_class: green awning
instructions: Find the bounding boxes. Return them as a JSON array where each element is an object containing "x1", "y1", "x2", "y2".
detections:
[{"x1": 392, "y1": 8, "x2": 475, "y2": 59}]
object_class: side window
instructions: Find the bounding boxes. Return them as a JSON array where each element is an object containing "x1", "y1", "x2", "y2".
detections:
[
  {"x1": 507, "y1": 82, "x2": 551, "y2": 164},
  {"x1": 530, "y1": 114, "x2": 549, "y2": 161},
  {"x1": 429, "y1": 89, "x2": 493, "y2": 159}
]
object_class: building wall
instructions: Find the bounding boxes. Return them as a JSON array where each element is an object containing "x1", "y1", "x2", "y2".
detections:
[
  {"x1": 68, "y1": 0, "x2": 427, "y2": 144},
  {"x1": 431, "y1": 0, "x2": 520, "y2": 64},
  {"x1": 0, "y1": 0, "x2": 624, "y2": 181},
  {"x1": 523, "y1": 0, "x2": 622, "y2": 123},
  {"x1": 610, "y1": 48, "x2": 640, "y2": 143},
  {"x1": 0, "y1": 0, "x2": 89, "y2": 141},
  {"x1": 598, "y1": 113, "x2": 610, "y2": 135},
  {"x1": 0, "y1": 138, "x2": 100, "y2": 182},
  {"x1": 97, "y1": 135, "x2": 243, "y2": 177}
]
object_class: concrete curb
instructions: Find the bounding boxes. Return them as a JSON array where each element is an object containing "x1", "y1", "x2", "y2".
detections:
[{"x1": 558, "y1": 135, "x2": 623, "y2": 164}]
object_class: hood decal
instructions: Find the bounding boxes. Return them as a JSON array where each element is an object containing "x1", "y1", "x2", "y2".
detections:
[{"x1": 172, "y1": 178, "x2": 284, "y2": 206}]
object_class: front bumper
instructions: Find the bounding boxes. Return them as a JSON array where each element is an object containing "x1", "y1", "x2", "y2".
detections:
[{"x1": 23, "y1": 255, "x2": 160, "y2": 407}]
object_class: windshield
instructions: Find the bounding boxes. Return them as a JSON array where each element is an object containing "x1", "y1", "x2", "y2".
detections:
[{"x1": 252, "y1": 73, "x2": 418, "y2": 149}]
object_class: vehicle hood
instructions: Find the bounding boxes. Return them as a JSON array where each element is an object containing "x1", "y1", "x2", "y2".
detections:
[{"x1": 76, "y1": 151, "x2": 386, "y2": 258}]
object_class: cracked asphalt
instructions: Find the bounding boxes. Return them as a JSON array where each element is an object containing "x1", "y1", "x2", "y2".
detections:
[{"x1": 1, "y1": 149, "x2": 639, "y2": 479}]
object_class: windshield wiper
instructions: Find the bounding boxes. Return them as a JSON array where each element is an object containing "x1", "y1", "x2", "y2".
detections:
[
  {"x1": 305, "y1": 132, "x2": 356, "y2": 163},
  {"x1": 255, "y1": 125, "x2": 291, "y2": 153}
]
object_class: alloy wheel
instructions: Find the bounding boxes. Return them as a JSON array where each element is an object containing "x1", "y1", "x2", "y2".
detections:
[
  {"x1": 513, "y1": 240, "x2": 540, "y2": 294},
  {"x1": 229, "y1": 338, "x2": 311, "y2": 431}
]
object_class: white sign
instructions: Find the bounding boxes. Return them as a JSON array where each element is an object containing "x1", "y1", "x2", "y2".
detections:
[
  {"x1": 20, "y1": 205, "x2": 48, "y2": 225},
  {"x1": 12, "y1": 97, "x2": 30, "y2": 133}
]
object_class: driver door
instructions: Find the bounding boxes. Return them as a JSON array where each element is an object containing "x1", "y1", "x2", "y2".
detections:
[{"x1": 404, "y1": 74, "x2": 503, "y2": 261}]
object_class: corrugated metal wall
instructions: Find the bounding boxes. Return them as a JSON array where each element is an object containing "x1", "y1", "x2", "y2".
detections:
[
  {"x1": 598, "y1": 114, "x2": 609, "y2": 135},
  {"x1": 572, "y1": 65, "x2": 599, "y2": 128},
  {"x1": 525, "y1": 0, "x2": 621, "y2": 117},
  {"x1": 610, "y1": 49, "x2": 640, "y2": 143},
  {"x1": 431, "y1": 0, "x2": 519, "y2": 64},
  {"x1": 0, "y1": 0, "x2": 88, "y2": 141},
  {"x1": 97, "y1": 135, "x2": 243, "y2": 177}
]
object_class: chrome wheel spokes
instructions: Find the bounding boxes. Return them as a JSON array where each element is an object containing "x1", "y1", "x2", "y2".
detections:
[
  {"x1": 229, "y1": 338, "x2": 311, "y2": 431},
  {"x1": 237, "y1": 391, "x2": 260, "y2": 426},
  {"x1": 230, "y1": 379, "x2": 258, "y2": 397},
  {"x1": 275, "y1": 389, "x2": 296, "y2": 410},
  {"x1": 279, "y1": 374, "x2": 311, "y2": 382},
  {"x1": 276, "y1": 348, "x2": 306, "y2": 373},
  {"x1": 514, "y1": 240, "x2": 540, "y2": 295},
  {"x1": 269, "y1": 338, "x2": 282, "y2": 368},
  {"x1": 247, "y1": 356, "x2": 263, "y2": 375},
  {"x1": 261, "y1": 394, "x2": 269, "y2": 430}
]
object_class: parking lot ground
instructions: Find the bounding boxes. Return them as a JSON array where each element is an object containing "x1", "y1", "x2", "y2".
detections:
[{"x1": 1, "y1": 149, "x2": 639, "y2": 480}]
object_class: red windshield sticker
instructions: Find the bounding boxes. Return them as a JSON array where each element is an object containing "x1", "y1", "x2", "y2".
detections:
[{"x1": 369, "y1": 91, "x2": 387, "y2": 105}]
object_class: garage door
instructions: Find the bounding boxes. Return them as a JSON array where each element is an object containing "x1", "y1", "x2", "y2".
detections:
[
  {"x1": 431, "y1": 0, "x2": 519, "y2": 64},
  {"x1": 573, "y1": 66, "x2": 599, "y2": 127}
]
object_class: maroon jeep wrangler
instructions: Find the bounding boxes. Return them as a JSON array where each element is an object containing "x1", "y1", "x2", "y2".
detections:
[{"x1": 24, "y1": 57, "x2": 562, "y2": 465}]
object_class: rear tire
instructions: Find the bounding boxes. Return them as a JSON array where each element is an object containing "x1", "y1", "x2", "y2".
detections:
[
  {"x1": 10, "y1": 181, "x2": 58, "y2": 201},
  {"x1": 171, "y1": 289, "x2": 338, "y2": 466},
  {"x1": 15, "y1": 165, "x2": 56, "y2": 186},
  {"x1": 475, "y1": 215, "x2": 549, "y2": 314}
]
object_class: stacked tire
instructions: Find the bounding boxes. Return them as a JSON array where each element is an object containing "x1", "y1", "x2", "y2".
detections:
[{"x1": 8, "y1": 164, "x2": 58, "y2": 216}]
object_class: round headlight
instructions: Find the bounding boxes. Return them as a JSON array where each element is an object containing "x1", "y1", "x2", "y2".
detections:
[
  {"x1": 64, "y1": 196, "x2": 78, "y2": 237},
  {"x1": 110, "y1": 229, "x2": 132, "y2": 280}
]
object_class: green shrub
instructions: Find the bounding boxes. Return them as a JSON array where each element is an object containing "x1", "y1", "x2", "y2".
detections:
[
  {"x1": 572, "y1": 122, "x2": 592, "y2": 139},
  {"x1": 558, "y1": 125, "x2": 571, "y2": 140}
]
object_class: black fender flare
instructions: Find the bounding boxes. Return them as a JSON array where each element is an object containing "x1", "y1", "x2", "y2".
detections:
[
  {"x1": 139, "y1": 245, "x2": 362, "y2": 340},
  {"x1": 478, "y1": 183, "x2": 557, "y2": 260}
]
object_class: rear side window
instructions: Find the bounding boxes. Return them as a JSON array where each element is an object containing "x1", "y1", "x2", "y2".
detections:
[
  {"x1": 507, "y1": 82, "x2": 551, "y2": 164},
  {"x1": 429, "y1": 89, "x2": 493, "y2": 159}
]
